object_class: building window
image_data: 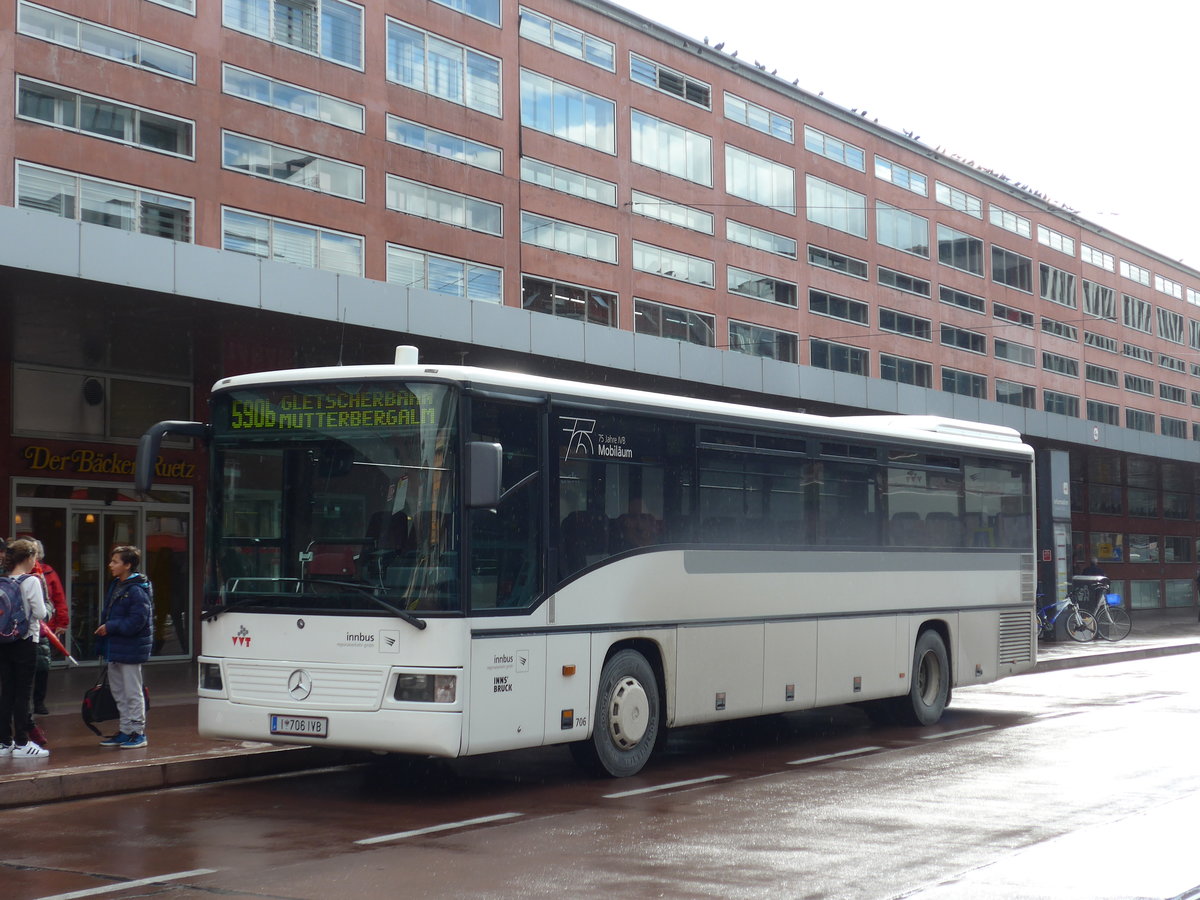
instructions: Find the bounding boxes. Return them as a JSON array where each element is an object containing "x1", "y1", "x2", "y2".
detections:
[
  {"x1": 630, "y1": 53, "x2": 710, "y2": 107},
  {"x1": 1155, "y1": 275, "x2": 1183, "y2": 299},
  {"x1": 879, "y1": 309, "x2": 931, "y2": 340},
  {"x1": 804, "y1": 126, "x2": 865, "y2": 170},
  {"x1": 993, "y1": 302, "x2": 1033, "y2": 328},
  {"x1": 521, "y1": 212, "x2": 616, "y2": 262},
  {"x1": 996, "y1": 379, "x2": 1036, "y2": 409},
  {"x1": 875, "y1": 157, "x2": 927, "y2": 195},
  {"x1": 223, "y1": 131, "x2": 364, "y2": 201},
  {"x1": 992, "y1": 246, "x2": 1033, "y2": 292},
  {"x1": 1123, "y1": 342, "x2": 1154, "y2": 363},
  {"x1": 876, "y1": 203, "x2": 929, "y2": 257},
  {"x1": 728, "y1": 266, "x2": 797, "y2": 307},
  {"x1": 1042, "y1": 352, "x2": 1078, "y2": 377},
  {"x1": 878, "y1": 266, "x2": 930, "y2": 298},
  {"x1": 1158, "y1": 307, "x2": 1185, "y2": 344},
  {"x1": 806, "y1": 175, "x2": 867, "y2": 238},
  {"x1": 809, "y1": 289, "x2": 868, "y2": 325},
  {"x1": 433, "y1": 0, "x2": 499, "y2": 26},
  {"x1": 1120, "y1": 260, "x2": 1151, "y2": 286},
  {"x1": 1040, "y1": 263, "x2": 1076, "y2": 308},
  {"x1": 388, "y1": 20, "x2": 501, "y2": 116},
  {"x1": 1161, "y1": 383, "x2": 1187, "y2": 404},
  {"x1": 940, "y1": 325, "x2": 986, "y2": 355},
  {"x1": 808, "y1": 245, "x2": 867, "y2": 278},
  {"x1": 226, "y1": 65, "x2": 364, "y2": 132},
  {"x1": 1126, "y1": 409, "x2": 1156, "y2": 433},
  {"x1": 522, "y1": 275, "x2": 616, "y2": 326},
  {"x1": 633, "y1": 191, "x2": 713, "y2": 233},
  {"x1": 1086, "y1": 364, "x2": 1118, "y2": 387},
  {"x1": 633, "y1": 241, "x2": 714, "y2": 287},
  {"x1": 942, "y1": 367, "x2": 986, "y2": 398},
  {"x1": 989, "y1": 204, "x2": 1031, "y2": 238},
  {"x1": 728, "y1": 221, "x2": 796, "y2": 259},
  {"x1": 147, "y1": 0, "x2": 195, "y2": 11},
  {"x1": 1041, "y1": 317, "x2": 1078, "y2": 341},
  {"x1": 18, "y1": 161, "x2": 193, "y2": 242},
  {"x1": 725, "y1": 145, "x2": 795, "y2": 214},
  {"x1": 728, "y1": 321, "x2": 798, "y2": 363},
  {"x1": 1085, "y1": 332, "x2": 1118, "y2": 353},
  {"x1": 1087, "y1": 400, "x2": 1119, "y2": 425},
  {"x1": 994, "y1": 339, "x2": 1035, "y2": 366},
  {"x1": 388, "y1": 175, "x2": 501, "y2": 234},
  {"x1": 935, "y1": 181, "x2": 982, "y2": 218},
  {"x1": 1036, "y1": 224, "x2": 1075, "y2": 257},
  {"x1": 222, "y1": 207, "x2": 361, "y2": 275},
  {"x1": 724, "y1": 92, "x2": 793, "y2": 142},
  {"x1": 389, "y1": 117, "x2": 501, "y2": 172},
  {"x1": 939, "y1": 285, "x2": 985, "y2": 314},
  {"x1": 811, "y1": 339, "x2": 867, "y2": 375},
  {"x1": 880, "y1": 353, "x2": 932, "y2": 387},
  {"x1": 524, "y1": 158, "x2": 616, "y2": 205},
  {"x1": 518, "y1": 8, "x2": 613, "y2": 69},
  {"x1": 225, "y1": 0, "x2": 363, "y2": 69},
  {"x1": 634, "y1": 298, "x2": 714, "y2": 346},
  {"x1": 386, "y1": 244, "x2": 501, "y2": 303},
  {"x1": 19, "y1": 1, "x2": 196, "y2": 81},
  {"x1": 1083, "y1": 280, "x2": 1117, "y2": 320},
  {"x1": 17, "y1": 77, "x2": 194, "y2": 157},
  {"x1": 1162, "y1": 416, "x2": 1188, "y2": 439},
  {"x1": 1161, "y1": 354, "x2": 1186, "y2": 373},
  {"x1": 631, "y1": 110, "x2": 711, "y2": 185},
  {"x1": 1124, "y1": 374, "x2": 1154, "y2": 396},
  {"x1": 1082, "y1": 243, "x2": 1115, "y2": 271},
  {"x1": 1044, "y1": 390, "x2": 1079, "y2": 417},
  {"x1": 936, "y1": 224, "x2": 984, "y2": 276},
  {"x1": 1123, "y1": 294, "x2": 1153, "y2": 333}
]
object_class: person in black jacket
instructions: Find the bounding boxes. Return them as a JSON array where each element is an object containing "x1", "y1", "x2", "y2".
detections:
[{"x1": 95, "y1": 545, "x2": 153, "y2": 749}]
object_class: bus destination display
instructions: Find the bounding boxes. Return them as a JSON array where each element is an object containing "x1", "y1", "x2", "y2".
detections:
[{"x1": 221, "y1": 385, "x2": 441, "y2": 433}]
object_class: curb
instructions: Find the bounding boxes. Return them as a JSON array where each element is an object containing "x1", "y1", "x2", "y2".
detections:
[{"x1": 1030, "y1": 640, "x2": 1200, "y2": 674}]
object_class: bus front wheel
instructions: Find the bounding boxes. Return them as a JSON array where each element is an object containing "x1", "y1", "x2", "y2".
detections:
[{"x1": 571, "y1": 649, "x2": 660, "y2": 778}]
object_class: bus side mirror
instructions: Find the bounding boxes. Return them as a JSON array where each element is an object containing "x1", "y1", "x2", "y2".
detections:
[
  {"x1": 467, "y1": 441, "x2": 502, "y2": 509},
  {"x1": 135, "y1": 420, "x2": 211, "y2": 492}
]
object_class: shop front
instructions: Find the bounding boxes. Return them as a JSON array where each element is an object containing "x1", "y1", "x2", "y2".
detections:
[{"x1": 10, "y1": 439, "x2": 202, "y2": 665}]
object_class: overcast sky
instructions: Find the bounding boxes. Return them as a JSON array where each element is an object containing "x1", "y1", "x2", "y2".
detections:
[{"x1": 619, "y1": 0, "x2": 1199, "y2": 269}]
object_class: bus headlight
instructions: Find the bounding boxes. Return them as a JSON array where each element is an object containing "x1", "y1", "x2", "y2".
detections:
[
  {"x1": 393, "y1": 673, "x2": 457, "y2": 703},
  {"x1": 199, "y1": 662, "x2": 224, "y2": 692}
]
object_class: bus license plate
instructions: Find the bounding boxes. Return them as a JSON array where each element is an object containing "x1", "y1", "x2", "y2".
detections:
[{"x1": 270, "y1": 715, "x2": 328, "y2": 738}]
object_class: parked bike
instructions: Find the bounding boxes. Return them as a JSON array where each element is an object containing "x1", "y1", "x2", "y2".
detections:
[
  {"x1": 1069, "y1": 575, "x2": 1131, "y2": 642},
  {"x1": 1037, "y1": 592, "x2": 1098, "y2": 642}
]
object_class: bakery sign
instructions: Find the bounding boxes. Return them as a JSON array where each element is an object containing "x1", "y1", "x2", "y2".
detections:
[{"x1": 21, "y1": 444, "x2": 197, "y2": 480}]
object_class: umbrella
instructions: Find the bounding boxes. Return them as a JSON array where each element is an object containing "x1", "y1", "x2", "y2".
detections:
[{"x1": 41, "y1": 622, "x2": 79, "y2": 666}]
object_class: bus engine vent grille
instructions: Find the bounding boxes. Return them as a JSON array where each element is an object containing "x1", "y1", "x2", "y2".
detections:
[
  {"x1": 225, "y1": 662, "x2": 385, "y2": 710},
  {"x1": 998, "y1": 610, "x2": 1034, "y2": 665}
]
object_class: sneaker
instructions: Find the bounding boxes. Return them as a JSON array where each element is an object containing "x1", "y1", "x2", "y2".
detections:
[
  {"x1": 33, "y1": 704, "x2": 50, "y2": 716},
  {"x1": 0, "y1": 743, "x2": 12, "y2": 757},
  {"x1": 99, "y1": 732, "x2": 131, "y2": 748},
  {"x1": 120, "y1": 733, "x2": 148, "y2": 750},
  {"x1": 12, "y1": 743, "x2": 49, "y2": 759}
]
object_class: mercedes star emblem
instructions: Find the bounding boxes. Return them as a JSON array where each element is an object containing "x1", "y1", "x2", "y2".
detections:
[{"x1": 287, "y1": 669, "x2": 312, "y2": 701}]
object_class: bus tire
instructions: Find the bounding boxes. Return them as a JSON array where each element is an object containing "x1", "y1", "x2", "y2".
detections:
[
  {"x1": 574, "y1": 649, "x2": 660, "y2": 778},
  {"x1": 898, "y1": 629, "x2": 950, "y2": 726}
]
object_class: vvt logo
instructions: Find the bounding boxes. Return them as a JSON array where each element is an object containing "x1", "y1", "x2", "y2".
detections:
[{"x1": 233, "y1": 624, "x2": 252, "y2": 647}]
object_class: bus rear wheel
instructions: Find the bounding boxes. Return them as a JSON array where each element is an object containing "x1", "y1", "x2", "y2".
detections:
[
  {"x1": 571, "y1": 649, "x2": 660, "y2": 778},
  {"x1": 897, "y1": 629, "x2": 950, "y2": 726}
]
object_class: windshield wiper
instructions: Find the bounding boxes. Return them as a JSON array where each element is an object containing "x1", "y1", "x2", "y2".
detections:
[
  {"x1": 202, "y1": 579, "x2": 428, "y2": 629},
  {"x1": 201, "y1": 594, "x2": 286, "y2": 622},
  {"x1": 313, "y1": 580, "x2": 427, "y2": 631}
]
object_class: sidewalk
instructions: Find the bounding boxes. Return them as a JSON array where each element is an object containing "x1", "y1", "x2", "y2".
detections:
[{"x1": 3, "y1": 610, "x2": 1199, "y2": 809}]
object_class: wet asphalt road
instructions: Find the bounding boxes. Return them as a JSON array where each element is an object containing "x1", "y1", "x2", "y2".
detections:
[{"x1": 6, "y1": 654, "x2": 1200, "y2": 900}]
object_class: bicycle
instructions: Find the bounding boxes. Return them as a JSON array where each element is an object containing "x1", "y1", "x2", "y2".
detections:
[
  {"x1": 1036, "y1": 593, "x2": 1098, "y2": 642},
  {"x1": 1069, "y1": 575, "x2": 1131, "y2": 642}
]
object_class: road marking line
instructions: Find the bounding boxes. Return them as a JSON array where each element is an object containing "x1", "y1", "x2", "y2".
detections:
[
  {"x1": 36, "y1": 869, "x2": 217, "y2": 900},
  {"x1": 355, "y1": 812, "x2": 523, "y2": 845},
  {"x1": 920, "y1": 725, "x2": 994, "y2": 740},
  {"x1": 603, "y1": 774, "x2": 728, "y2": 799},
  {"x1": 787, "y1": 746, "x2": 882, "y2": 766}
]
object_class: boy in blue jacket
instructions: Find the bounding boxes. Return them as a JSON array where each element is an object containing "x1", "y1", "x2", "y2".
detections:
[{"x1": 95, "y1": 545, "x2": 153, "y2": 749}]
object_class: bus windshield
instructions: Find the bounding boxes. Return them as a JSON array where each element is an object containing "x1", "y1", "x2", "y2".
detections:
[{"x1": 208, "y1": 381, "x2": 459, "y2": 616}]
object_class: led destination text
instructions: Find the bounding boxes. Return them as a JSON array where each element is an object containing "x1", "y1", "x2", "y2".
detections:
[{"x1": 228, "y1": 389, "x2": 436, "y2": 432}]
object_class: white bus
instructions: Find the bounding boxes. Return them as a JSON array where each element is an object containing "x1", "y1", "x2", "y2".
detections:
[{"x1": 138, "y1": 346, "x2": 1036, "y2": 777}]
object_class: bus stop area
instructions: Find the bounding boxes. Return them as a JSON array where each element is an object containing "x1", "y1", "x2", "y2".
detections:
[{"x1": 3, "y1": 611, "x2": 1200, "y2": 810}]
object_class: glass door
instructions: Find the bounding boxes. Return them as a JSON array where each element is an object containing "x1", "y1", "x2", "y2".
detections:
[{"x1": 71, "y1": 510, "x2": 138, "y2": 661}]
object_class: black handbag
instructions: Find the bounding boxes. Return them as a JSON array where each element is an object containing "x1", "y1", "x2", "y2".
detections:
[{"x1": 81, "y1": 670, "x2": 150, "y2": 736}]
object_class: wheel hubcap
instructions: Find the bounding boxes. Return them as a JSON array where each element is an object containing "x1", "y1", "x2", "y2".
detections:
[
  {"x1": 608, "y1": 676, "x2": 650, "y2": 749},
  {"x1": 917, "y1": 651, "x2": 940, "y2": 705}
]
